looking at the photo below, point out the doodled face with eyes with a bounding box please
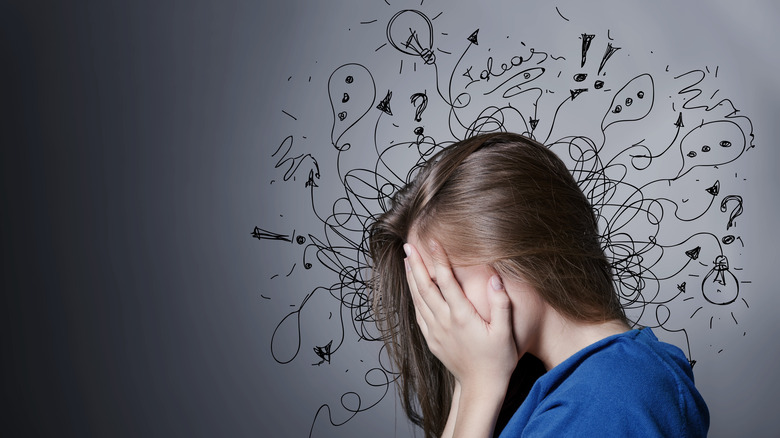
[406,232,547,357]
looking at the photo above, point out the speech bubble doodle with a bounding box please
[602,73,654,130]
[329,63,376,151]
[677,120,746,178]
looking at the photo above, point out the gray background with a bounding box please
[3,0,779,437]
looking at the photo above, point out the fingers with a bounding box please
[428,240,471,313]
[488,275,513,332]
[404,243,448,316]
[405,257,430,336]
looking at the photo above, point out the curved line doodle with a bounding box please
[253,5,755,436]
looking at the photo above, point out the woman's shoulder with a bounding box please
[542,328,697,402]
[526,328,709,437]
[567,328,693,385]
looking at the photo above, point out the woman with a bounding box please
[369,132,709,437]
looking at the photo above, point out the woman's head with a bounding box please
[369,132,625,437]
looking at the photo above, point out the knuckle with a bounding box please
[450,306,466,321]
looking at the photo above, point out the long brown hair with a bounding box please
[369,132,626,437]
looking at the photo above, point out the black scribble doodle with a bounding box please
[254,5,756,435]
[329,64,377,151]
[705,180,720,196]
[677,120,747,178]
[467,29,479,45]
[272,136,320,184]
[556,6,570,22]
[570,88,587,100]
[410,90,428,121]
[251,226,292,243]
[376,90,393,115]
[580,33,595,67]
[285,263,297,277]
[386,9,436,65]
[602,74,653,130]
[598,42,620,75]
[720,195,743,229]
[305,169,319,188]
[270,291,312,364]
[675,111,684,128]
[685,246,701,260]
[313,340,334,365]
[702,255,739,305]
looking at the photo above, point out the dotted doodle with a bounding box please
[253,4,755,435]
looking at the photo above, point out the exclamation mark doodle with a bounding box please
[580,33,595,67]
[598,42,621,75]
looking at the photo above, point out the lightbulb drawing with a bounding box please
[386,9,436,65]
[702,255,739,305]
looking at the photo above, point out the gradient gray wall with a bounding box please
[3,1,779,437]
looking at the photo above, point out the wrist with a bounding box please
[453,383,507,438]
[458,380,507,407]
[458,373,510,398]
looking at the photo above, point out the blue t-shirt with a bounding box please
[498,328,709,437]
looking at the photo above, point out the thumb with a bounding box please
[488,275,512,329]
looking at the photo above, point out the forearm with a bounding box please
[452,381,507,438]
[440,382,461,438]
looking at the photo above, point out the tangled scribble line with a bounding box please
[252,5,754,435]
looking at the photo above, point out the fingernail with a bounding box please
[404,258,411,272]
[428,239,439,253]
[490,275,504,291]
[403,244,411,257]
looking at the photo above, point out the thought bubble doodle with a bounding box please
[329,64,376,151]
[677,120,746,178]
[602,73,654,130]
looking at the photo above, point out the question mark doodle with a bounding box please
[258,11,757,435]
[410,91,428,122]
[720,195,743,229]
